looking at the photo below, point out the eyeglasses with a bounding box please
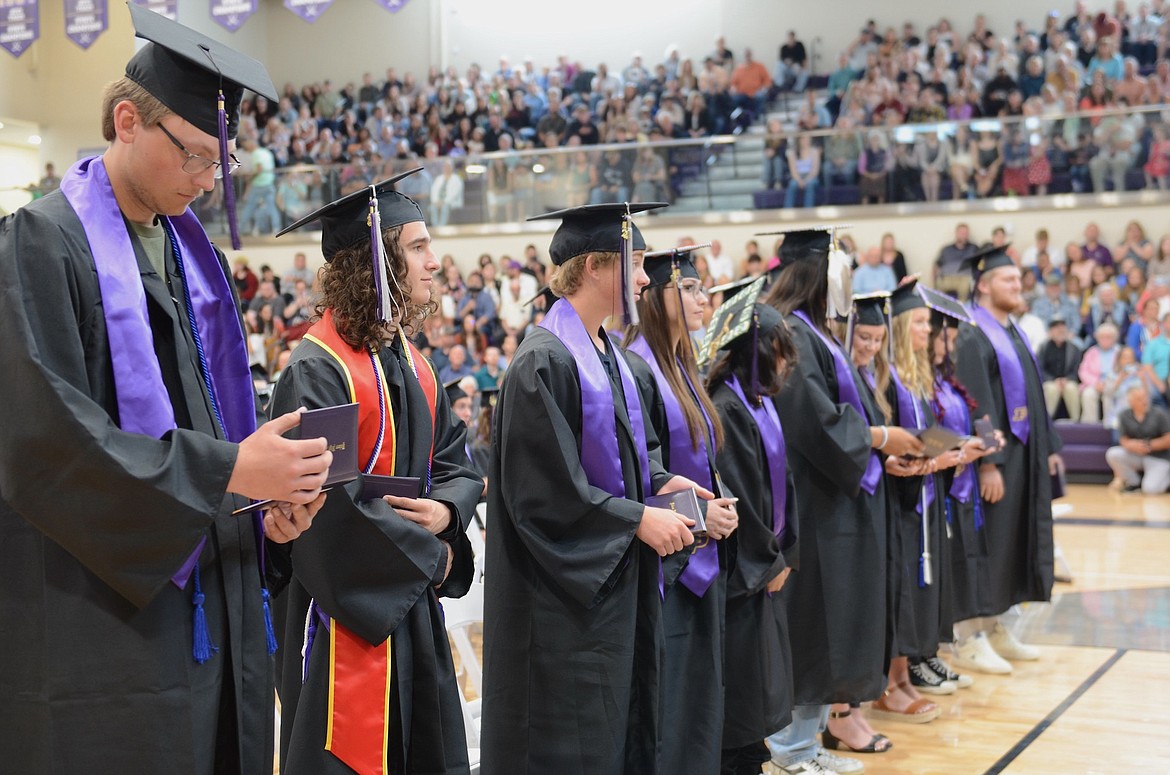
[157,123,241,179]
[673,281,708,299]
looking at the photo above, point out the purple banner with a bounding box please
[64,0,106,50]
[284,0,331,22]
[1,0,39,58]
[210,0,256,32]
[374,0,410,11]
[131,0,175,20]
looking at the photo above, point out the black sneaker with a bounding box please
[926,655,974,689]
[1122,482,1143,493]
[907,657,957,695]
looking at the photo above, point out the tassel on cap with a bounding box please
[217,90,242,250]
[620,205,639,326]
[369,188,395,325]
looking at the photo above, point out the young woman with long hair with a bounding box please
[623,247,738,775]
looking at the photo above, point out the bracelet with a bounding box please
[877,426,889,450]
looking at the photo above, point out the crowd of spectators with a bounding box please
[759,2,1170,204]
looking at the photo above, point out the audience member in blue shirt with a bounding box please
[851,246,898,293]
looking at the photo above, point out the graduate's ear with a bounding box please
[111,100,144,145]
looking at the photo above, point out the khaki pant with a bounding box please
[1043,380,1081,421]
[936,274,972,303]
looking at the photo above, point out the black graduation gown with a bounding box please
[710,383,797,750]
[944,471,991,624]
[955,318,1061,615]
[481,327,673,775]
[626,350,727,775]
[0,191,271,774]
[884,383,949,658]
[774,315,888,706]
[269,336,481,775]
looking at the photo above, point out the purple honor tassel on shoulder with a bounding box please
[217,91,242,250]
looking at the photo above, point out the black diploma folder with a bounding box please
[645,488,707,536]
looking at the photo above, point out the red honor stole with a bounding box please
[303,309,439,775]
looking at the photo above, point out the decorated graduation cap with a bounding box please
[276,168,426,326]
[643,243,709,288]
[528,201,668,325]
[960,242,1016,280]
[756,224,854,320]
[709,275,758,304]
[126,3,276,250]
[919,284,974,326]
[698,275,782,399]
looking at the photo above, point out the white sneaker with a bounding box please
[951,632,1012,674]
[989,623,1041,661]
[816,746,864,773]
[775,758,839,775]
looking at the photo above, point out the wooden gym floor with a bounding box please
[763,484,1170,775]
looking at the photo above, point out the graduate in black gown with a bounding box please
[702,280,801,775]
[623,247,740,775]
[874,283,985,722]
[760,229,923,775]
[952,246,1064,674]
[0,8,332,773]
[927,293,1003,690]
[482,203,711,775]
[269,172,482,775]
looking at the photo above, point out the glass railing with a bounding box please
[13,103,1168,233]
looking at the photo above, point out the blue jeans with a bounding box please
[784,178,819,208]
[822,158,858,186]
[239,184,281,235]
[767,704,829,767]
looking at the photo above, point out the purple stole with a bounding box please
[890,367,935,512]
[60,157,255,591]
[971,304,1038,443]
[935,378,983,531]
[627,336,719,597]
[792,310,882,495]
[727,375,788,540]
[539,299,651,498]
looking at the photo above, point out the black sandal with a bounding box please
[823,709,894,754]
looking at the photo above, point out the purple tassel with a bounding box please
[262,587,278,655]
[974,495,984,531]
[217,91,242,250]
[191,564,219,664]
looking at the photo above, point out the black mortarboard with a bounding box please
[643,244,706,288]
[126,3,276,140]
[126,3,277,251]
[851,291,891,327]
[444,377,468,404]
[697,276,767,366]
[755,226,834,263]
[277,169,426,325]
[918,285,974,325]
[528,202,668,266]
[960,243,1016,279]
[276,169,426,259]
[891,279,927,317]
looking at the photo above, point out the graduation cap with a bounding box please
[528,202,668,265]
[918,284,974,326]
[443,377,469,405]
[845,291,893,362]
[126,3,277,250]
[890,278,927,317]
[960,243,1016,280]
[276,169,426,326]
[528,202,669,325]
[757,225,855,320]
[697,275,766,367]
[643,243,709,288]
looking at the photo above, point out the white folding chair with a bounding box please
[468,503,488,581]
[443,580,485,773]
